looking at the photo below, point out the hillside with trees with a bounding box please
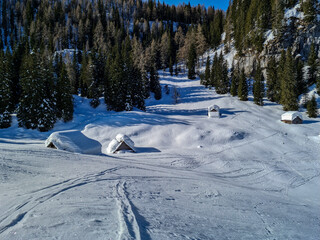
[0,0,225,131]
[0,0,319,132]
[203,0,319,113]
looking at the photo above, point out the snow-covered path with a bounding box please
[1,71,320,239]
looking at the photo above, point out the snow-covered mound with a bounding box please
[45,130,102,155]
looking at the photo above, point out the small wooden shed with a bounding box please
[281,111,303,124]
[45,130,102,154]
[107,134,136,154]
[208,105,221,118]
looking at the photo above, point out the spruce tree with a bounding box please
[296,58,307,96]
[221,56,230,93]
[104,54,112,108]
[272,0,284,35]
[123,36,145,111]
[307,94,318,118]
[38,54,56,132]
[79,55,90,97]
[67,52,80,95]
[307,43,317,85]
[0,52,12,128]
[187,42,197,79]
[17,52,56,132]
[253,63,265,106]
[4,50,16,112]
[280,49,299,111]
[210,53,218,87]
[215,53,229,94]
[277,50,287,103]
[238,68,248,101]
[230,62,239,97]
[88,55,101,109]
[10,42,25,109]
[202,56,211,87]
[169,57,174,76]
[266,56,278,102]
[86,56,99,108]
[56,63,74,122]
[17,54,34,129]
[150,65,162,100]
[108,49,126,111]
[302,0,317,24]
[317,70,320,93]
[130,65,146,111]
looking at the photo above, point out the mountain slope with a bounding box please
[0,70,319,239]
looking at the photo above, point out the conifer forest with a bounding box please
[0,0,319,131]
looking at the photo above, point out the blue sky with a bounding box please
[162,1,229,10]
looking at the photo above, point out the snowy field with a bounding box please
[1,71,320,239]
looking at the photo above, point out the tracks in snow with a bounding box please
[115,181,142,240]
[114,180,151,240]
[0,166,123,235]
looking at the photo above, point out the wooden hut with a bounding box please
[281,112,303,124]
[208,105,221,118]
[45,130,102,154]
[107,134,136,154]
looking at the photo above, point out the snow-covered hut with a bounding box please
[45,130,102,154]
[107,134,136,154]
[208,105,221,118]
[281,111,303,124]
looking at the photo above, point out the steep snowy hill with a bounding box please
[0,71,320,239]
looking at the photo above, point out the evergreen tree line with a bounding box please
[266,45,319,117]
[0,46,73,132]
[201,52,229,94]
[0,0,226,131]
[224,0,319,54]
[201,46,319,117]
[0,0,225,52]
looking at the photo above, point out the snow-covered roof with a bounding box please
[107,134,136,154]
[208,105,220,112]
[281,111,303,121]
[45,130,102,154]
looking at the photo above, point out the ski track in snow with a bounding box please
[114,181,148,240]
[0,160,195,237]
[0,166,124,235]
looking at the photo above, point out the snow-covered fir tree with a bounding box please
[17,51,56,132]
[56,63,74,122]
[0,51,12,128]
